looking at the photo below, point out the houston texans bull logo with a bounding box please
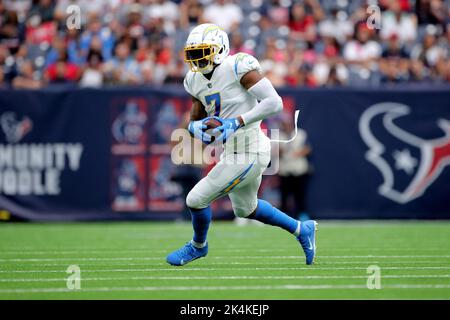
[359,102,450,204]
[0,112,33,143]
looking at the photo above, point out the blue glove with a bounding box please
[211,116,242,143]
[188,119,212,144]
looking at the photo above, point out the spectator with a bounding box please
[229,32,255,55]
[203,0,243,33]
[45,35,68,67]
[0,5,24,54]
[313,60,348,86]
[323,63,346,86]
[45,50,80,83]
[12,60,43,89]
[260,37,289,87]
[344,24,381,63]
[285,63,317,87]
[380,0,417,44]
[412,32,447,67]
[25,1,56,46]
[318,8,353,45]
[79,50,104,87]
[318,35,340,58]
[382,34,410,58]
[379,56,410,83]
[0,66,5,88]
[0,0,448,88]
[66,28,85,65]
[415,0,447,26]
[288,2,317,41]
[146,0,179,35]
[164,59,186,84]
[179,0,204,29]
[27,0,55,24]
[434,56,450,82]
[79,14,115,63]
[0,48,12,84]
[278,114,312,221]
[104,41,141,85]
[343,23,381,85]
[170,111,205,221]
[409,59,431,82]
[2,0,32,17]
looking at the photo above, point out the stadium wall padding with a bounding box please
[0,86,449,221]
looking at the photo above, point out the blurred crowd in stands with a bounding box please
[0,0,449,89]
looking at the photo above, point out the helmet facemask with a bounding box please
[184,43,220,74]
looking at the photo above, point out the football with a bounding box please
[204,118,222,130]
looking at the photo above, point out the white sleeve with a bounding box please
[233,53,262,82]
[240,77,283,125]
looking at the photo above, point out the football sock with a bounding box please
[191,240,207,248]
[189,206,212,245]
[248,199,301,236]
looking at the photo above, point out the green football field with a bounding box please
[0,221,449,300]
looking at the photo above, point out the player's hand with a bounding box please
[211,116,242,143]
[188,119,212,144]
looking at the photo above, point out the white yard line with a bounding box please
[1,274,449,283]
[1,266,450,273]
[2,260,450,268]
[1,284,450,294]
[0,257,160,262]
[0,248,447,255]
[0,255,449,262]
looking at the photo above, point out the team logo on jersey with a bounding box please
[359,102,450,204]
[0,112,33,143]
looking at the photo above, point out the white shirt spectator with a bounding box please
[343,40,381,62]
[146,0,179,35]
[4,0,31,14]
[312,62,348,86]
[318,17,353,44]
[203,1,243,33]
[79,68,103,87]
[380,11,417,44]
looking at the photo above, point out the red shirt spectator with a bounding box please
[25,21,56,45]
[288,3,315,33]
[289,14,314,33]
[46,52,80,83]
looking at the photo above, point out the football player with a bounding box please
[166,23,318,266]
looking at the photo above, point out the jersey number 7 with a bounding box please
[205,93,221,117]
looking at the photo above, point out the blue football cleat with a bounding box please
[297,220,318,265]
[166,241,208,266]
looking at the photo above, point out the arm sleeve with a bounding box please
[240,77,283,125]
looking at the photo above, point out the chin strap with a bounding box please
[270,109,300,144]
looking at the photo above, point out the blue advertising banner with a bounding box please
[0,86,449,220]
[289,87,450,218]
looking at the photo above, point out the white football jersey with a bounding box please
[184,53,271,155]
